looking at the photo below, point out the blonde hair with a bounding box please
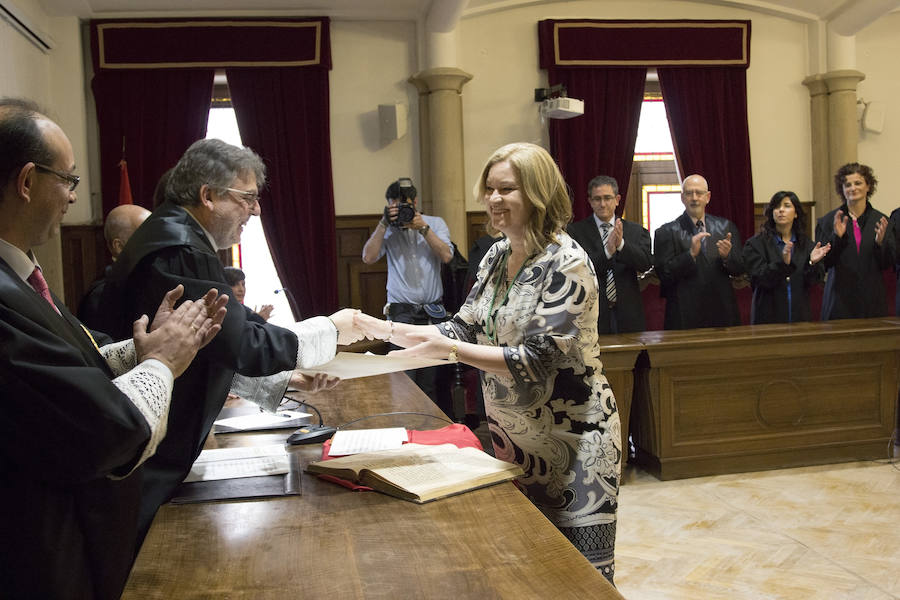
[474,142,572,256]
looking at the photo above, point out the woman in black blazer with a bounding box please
[815,163,896,320]
[743,191,831,324]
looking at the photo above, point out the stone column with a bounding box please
[801,74,830,216]
[823,69,865,211]
[408,67,472,251]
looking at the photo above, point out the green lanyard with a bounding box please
[485,250,528,344]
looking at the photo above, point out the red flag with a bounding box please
[118,159,134,205]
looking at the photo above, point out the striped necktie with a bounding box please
[600,223,617,305]
[28,266,60,315]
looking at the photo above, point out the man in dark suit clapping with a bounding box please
[568,175,652,334]
[653,174,744,330]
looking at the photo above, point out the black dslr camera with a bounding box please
[384,177,417,228]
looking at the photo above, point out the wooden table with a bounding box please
[124,373,623,599]
[626,318,900,480]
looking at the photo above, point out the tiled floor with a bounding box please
[473,418,899,599]
[615,443,900,599]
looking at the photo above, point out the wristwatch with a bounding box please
[419,225,431,236]
[448,344,459,363]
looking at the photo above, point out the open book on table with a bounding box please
[306,443,523,504]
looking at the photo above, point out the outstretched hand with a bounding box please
[330,308,365,345]
[353,312,393,342]
[387,328,452,361]
[288,371,340,394]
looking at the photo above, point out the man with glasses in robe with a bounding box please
[94,138,363,541]
[653,174,744,329]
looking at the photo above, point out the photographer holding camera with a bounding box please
[362,177,454,402]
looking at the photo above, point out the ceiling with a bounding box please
[34,0,892,25]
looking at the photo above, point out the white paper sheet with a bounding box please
[183,444,290,482]
[214,410,312,431]
[327,427,409,457]
[296,351,449,380]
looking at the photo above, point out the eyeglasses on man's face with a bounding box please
[34,163,80,192]
[222,187,261,208]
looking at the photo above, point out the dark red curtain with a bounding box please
[91,68,213,215]
[658,67,755,239]
[227,67,337,318]
[547,68,647,220]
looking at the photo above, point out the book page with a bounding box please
[366,445,521,500]
[309,443,522,502]
[328,427,409,456]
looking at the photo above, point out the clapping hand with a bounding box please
[810,241,831,265]
[716,232,733,259]
[149,285,228,349]
[833,210,848,238]
[874,216,889,245]
[781,240,794,265]
[690,231,710,257]
[136,286,228,377]
[605,219,623,255]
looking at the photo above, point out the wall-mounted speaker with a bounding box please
[862,101,885,134]
[379,103,408,141]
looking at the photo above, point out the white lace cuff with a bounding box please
[109,358,174,478]
[100,339,138,377]
[230,370,292,413]
[285,316,338,368]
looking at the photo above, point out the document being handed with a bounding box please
[296,351,448,380]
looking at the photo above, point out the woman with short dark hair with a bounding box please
[815,163,896,319]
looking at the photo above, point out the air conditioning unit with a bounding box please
[542,97,584,119]
[0,0,55,53]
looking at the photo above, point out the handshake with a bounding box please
[328,309,392,345]
[326,309,398,346]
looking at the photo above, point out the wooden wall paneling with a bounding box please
[335,215,387,316]
[465,211,489,258]
[60,224,107,313]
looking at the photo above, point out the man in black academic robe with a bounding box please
[92,139,359,540]
[654,174,744,330]
[568,175,652,334]
[0,98,225,599]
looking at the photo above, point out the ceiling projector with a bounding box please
[542,97,584,119]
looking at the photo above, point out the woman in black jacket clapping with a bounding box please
[743,191,831,324]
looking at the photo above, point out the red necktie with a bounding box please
[27,266,60,314]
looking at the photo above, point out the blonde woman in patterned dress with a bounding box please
[355,142,621,583]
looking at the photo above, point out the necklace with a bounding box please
[485,249,528,344]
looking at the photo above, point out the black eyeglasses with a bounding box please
[222,187,261,208]
[34,163,80,192]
